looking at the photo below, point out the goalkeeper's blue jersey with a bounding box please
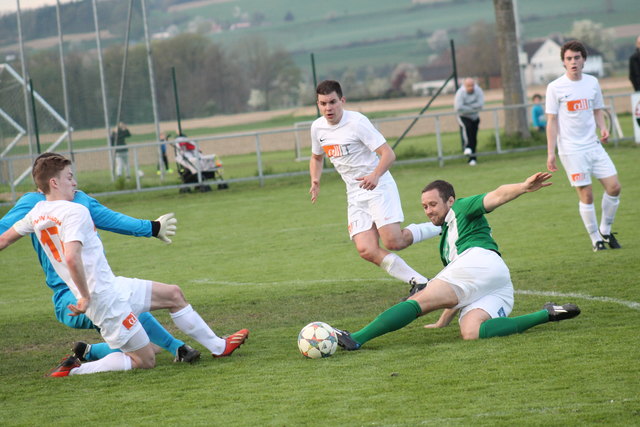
[0,191,152,294]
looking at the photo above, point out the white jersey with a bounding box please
[311,110,394,196]
[13,200,115,299]
[545,73,604,154]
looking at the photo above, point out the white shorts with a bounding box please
[87,277,152,350]
[347,181,404,239]
[435,247,514,315]
[559,144,617,187]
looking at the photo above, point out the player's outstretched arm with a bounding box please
[0,227,23,251]
[84,192,153,237]
[483,172,553,212]
[84,192,176,242]
[424,308,460,329]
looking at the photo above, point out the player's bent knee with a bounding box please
[357,247,377,263]
[128,348,157,369]
[382,238,408,252]
[460,328,480,340]
[169,284,187,304]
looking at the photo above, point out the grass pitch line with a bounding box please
[280,222,344,233]
[515,289,640,311]
[190,277,391,286]
[190,278,640,311]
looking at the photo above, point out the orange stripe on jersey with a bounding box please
[39,226,64,262]
[567,99,589,112]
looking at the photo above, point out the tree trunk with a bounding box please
[493,0,530,138]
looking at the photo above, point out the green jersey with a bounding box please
[439,193,500,266]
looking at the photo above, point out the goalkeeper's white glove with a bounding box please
[155,213,177,244]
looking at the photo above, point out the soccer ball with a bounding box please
[297,321,338,359]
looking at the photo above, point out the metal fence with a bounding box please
[1,92,636,205]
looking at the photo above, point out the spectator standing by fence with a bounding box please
[455,78,484,166]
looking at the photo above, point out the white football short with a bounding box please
[435,247,514,316]
[347,181,404,239]
[87,277,152,350]
[559,144,617,187]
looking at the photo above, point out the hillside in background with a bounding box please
[0,0,638,133]
[1,0,638,78]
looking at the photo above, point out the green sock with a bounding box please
[352,300,422,345]
[478,309,549,339]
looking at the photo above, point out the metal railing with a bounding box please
[1,93,636,205]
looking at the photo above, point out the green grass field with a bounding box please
[1,147,639,425]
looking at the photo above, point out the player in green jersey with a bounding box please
[334,172,581,350]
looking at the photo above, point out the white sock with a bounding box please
[71,352,132,375]
[578,202,601,244]
[380,253,428,284]
[599,193,620,236]
[406,222,441,244]
[171,304,226,355]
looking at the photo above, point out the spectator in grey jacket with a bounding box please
[454,78,484,165]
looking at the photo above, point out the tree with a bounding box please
[569,19,616,62]
[493,0,530,138]
[427,29,449,52]
[457,21,501,87]
[234,36,301,110]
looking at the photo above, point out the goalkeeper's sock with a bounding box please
[139,312,184,357]
[380,253,429,284]
[170,304,226,355]
[85,343,120,361]
[478,310,549,339]
[72,352,132,375]
[352,300,422,345]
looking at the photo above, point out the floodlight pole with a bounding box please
[29,78,41,154]
[172,67,183,136]
[450,39,465,150]
[91,0,115,181]
[56,0,74,161]
[15,0,35,157]
[391,40,460,150]
[114,0,134,132]
[310,53,320,117]
[141,0,164,176]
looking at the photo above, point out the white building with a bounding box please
[523,38,604,85]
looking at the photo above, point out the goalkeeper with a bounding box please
[0,153,199,363]
[334,172,581,350]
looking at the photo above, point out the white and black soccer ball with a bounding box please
[297,321,338,359]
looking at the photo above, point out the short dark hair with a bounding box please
[422,180,455,202]
[316,80,343,98]
[32,152,71,194]
[561,40,587,61]
[532,93,542,101]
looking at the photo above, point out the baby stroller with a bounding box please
[173,136,228,192]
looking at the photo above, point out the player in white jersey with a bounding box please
[309,80,440,297]
[0,154,249,377]
[546,40,622,252]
